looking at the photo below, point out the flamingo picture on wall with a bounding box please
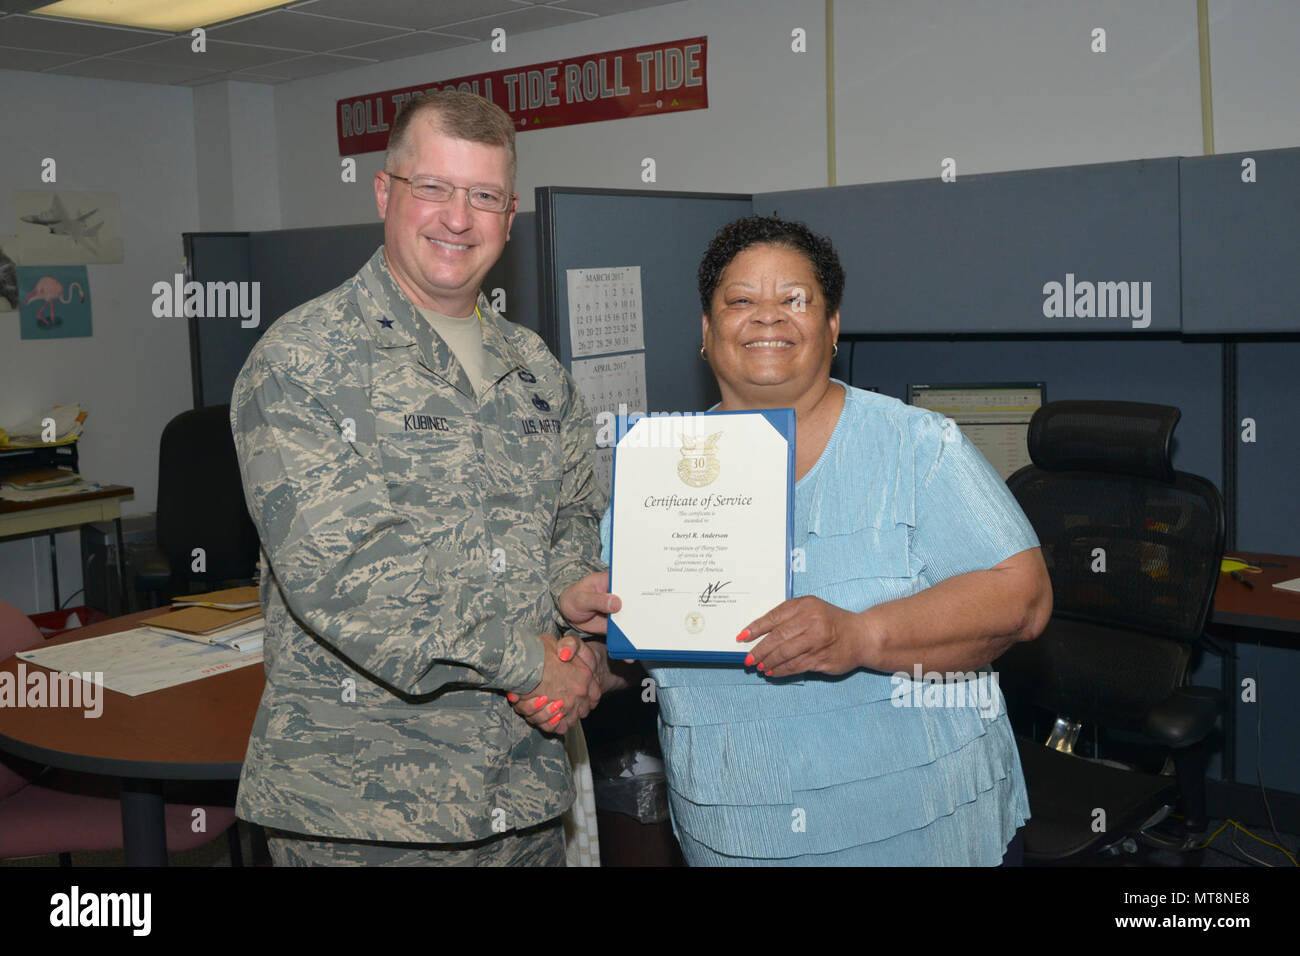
[16,265,92,339]
[23,275,84,327]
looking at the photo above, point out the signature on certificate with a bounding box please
[698,580,731,605]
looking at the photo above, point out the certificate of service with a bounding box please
[606,409,794,662]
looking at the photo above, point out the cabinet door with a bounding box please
[756,157,1181,335]
[1181,146,1300,333]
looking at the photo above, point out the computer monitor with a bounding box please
[906,382,1046,480]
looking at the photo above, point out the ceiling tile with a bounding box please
[47,56,224,84]
[253,51,375,78]
[210,10,405,51]
[441,4,593,41]
[0,14,164,55]
[293,0,530,32]
[333,30,475,60]
[548,0,682,14]
[0,41,82,69]
[108,36,305,70]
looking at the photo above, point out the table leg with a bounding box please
[1221,642,1236,783]
[120,778,168,866]
[49,531,60,610]
[114,517,128,614]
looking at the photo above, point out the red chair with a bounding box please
[0,601,242,865]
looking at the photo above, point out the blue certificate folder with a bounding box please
[605,408,795,663]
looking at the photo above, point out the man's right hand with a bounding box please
[507,633,599,735]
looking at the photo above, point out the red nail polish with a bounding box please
[534,696,548,708]
[549,700,563,713]
[559,647,573,662]
[736,628,751,642]
[757,661,765,671]
[744,653,755,667]
[549,714,562,725]
[507,693,518,703]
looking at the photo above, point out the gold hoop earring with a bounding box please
[700,345,707,360]
[831,343,839,358]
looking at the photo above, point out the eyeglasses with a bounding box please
[384,173,515,213]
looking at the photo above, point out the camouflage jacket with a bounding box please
[230,246,605,843]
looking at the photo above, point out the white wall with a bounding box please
[272,0,829,224]
[0,71,199,613]
[1204,0,1300,153]
[833,0,1205,184]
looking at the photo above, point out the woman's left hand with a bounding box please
[740,596,869,678]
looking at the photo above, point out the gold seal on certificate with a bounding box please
[606,409,795,662]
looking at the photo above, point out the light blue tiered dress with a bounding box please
[601,384,1038,865]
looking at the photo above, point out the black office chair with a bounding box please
[995,400,1225,863]
[136,405,260,605]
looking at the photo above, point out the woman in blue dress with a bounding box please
[521,216,1052,865]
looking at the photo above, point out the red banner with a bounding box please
[336,36,708,156]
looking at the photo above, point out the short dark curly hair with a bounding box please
[697,215,845,317]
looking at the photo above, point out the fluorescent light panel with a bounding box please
[31,0,295,32]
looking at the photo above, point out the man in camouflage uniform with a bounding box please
[230,91,618,865]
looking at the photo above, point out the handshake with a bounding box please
[507,571,629,736]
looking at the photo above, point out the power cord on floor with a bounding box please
[1194,818,1299,867]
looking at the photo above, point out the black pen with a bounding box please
[1230,571,1254,590]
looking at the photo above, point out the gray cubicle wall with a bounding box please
[754,158,1181,335]
[185,213,540,409]
[538,188,753,414]
[184,232,257,411]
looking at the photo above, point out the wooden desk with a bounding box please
[1209,551,1300,781]
[0,608,264,865]
[0,483,134,610]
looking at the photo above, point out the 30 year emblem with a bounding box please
[677,431,722,487]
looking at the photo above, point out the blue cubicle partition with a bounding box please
[1181,147,1300,334]
[536,187,753,415]
[754,158,1182,335]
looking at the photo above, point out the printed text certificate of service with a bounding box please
[606,409,793,663]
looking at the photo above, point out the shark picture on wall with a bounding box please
[14,190,124,264]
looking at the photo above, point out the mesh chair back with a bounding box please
[1007,401,1224,644]
[156,404,259,587]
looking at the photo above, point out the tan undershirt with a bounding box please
[417,306,486,396]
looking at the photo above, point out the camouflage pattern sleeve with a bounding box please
[544,364,607,621]
[231,325,545,698]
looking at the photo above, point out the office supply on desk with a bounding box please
[15,626,262,697]
[1273,577,1300,594]
[2,467,79,490]
[998,400,1224,862]
[144,616,264,652]
[141,603,260,636]
[170,585,259,610]
[1230,570,1255,589]
[907,383,1045,480]
[0,477,102,502]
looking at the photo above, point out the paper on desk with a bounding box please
[0,478,101,501]
[16,627,262,697]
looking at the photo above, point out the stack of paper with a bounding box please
[142,586,264,651]
[3,468,80,491]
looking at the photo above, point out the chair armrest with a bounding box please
[1142,685,1222,749]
